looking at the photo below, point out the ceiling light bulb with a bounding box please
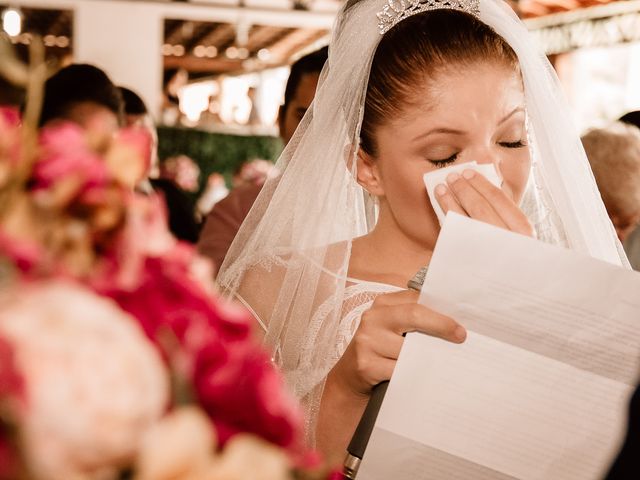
[2,8,22,37]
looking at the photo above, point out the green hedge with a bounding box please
[157,126,283,194]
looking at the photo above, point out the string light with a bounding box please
[2,8,22,37]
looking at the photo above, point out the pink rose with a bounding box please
[0,437,21,480]
[0,335,24,401]
[98,249,304,451]
[32,122,109,191]
[0,336,25,480]
[117,126,152,174]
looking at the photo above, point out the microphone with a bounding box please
[342,266,428,478]
[343,381,390,478]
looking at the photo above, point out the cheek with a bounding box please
[379,158,441,226]
[500,149,531,203]
[283,110,300,140]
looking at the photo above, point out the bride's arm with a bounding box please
[314,290,466,464]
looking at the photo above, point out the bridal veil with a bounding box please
[218,0,628,439]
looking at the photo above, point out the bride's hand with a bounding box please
[435,168,534,236]
[330,289,466,397]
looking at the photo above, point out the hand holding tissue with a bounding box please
[423,161,501,225]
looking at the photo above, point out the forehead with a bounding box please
[66,101,119,127]
[395,63,524,127]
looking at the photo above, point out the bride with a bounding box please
[218,0,627,462]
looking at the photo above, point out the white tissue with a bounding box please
[423,161,502,225]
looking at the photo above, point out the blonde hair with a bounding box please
[581,121,640,220]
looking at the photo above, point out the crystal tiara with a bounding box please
[377,0,481,35]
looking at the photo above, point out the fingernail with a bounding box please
[435,184,447,196]
[446,172,460,184]
[462,169,475,179]
[454,326,467,342]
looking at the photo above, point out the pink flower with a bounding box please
[0,229,42,276]
[0,336,24,480]
[32,122,109,191]
[0,335,24,402]
[117,126,152,174]
[104,127,152,187]
[0,437,21,480]
[327,469,347,480]
[98,249,304,451]
[0,107,20,129]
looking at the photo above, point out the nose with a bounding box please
[475,147,497,164]
[474,149,502,174]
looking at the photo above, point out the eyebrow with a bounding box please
[498,106,525,126]
[411,106,526,143]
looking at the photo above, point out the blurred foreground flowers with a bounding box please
[0,46,335,480]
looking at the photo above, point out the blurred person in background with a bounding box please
[618,111,640,271]
[196,172,229,222]
[119,86,160,179]
[39,64,123,151]
[581,121,640,269]
[197,46,328,273]
[620,111,640,130]
[160,154,200,193]
[120,86,200,243]
[231,158,274,189]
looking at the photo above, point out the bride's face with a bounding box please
[363,62,530,248]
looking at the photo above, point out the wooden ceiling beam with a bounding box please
[183,22,216,50]
[196,22,236,47]
[164,54,243,74]
[164,20,186,44]
[243,24,285,51]
[266,27,327,62]
[47,9,72,37]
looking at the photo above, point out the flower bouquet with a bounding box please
[0,40,338,480]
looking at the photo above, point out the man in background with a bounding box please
[197,46,328,273]
[617,111,640,271]
[581,120,640,269]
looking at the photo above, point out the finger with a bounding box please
[370,289,419,308]
[370,330,405,360]
[462,169,533,236]
[374,303,467,344]
[446,172,508,229]
[368,357,398,385]
[434,183,467,216]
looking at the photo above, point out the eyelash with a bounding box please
[500,140,527,149]
[428,140,527,167]
[430,154,458,168]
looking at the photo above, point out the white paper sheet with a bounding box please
[423,162,502,225]
[358,213,640,480]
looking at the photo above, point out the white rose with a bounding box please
[0,281,169,480]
